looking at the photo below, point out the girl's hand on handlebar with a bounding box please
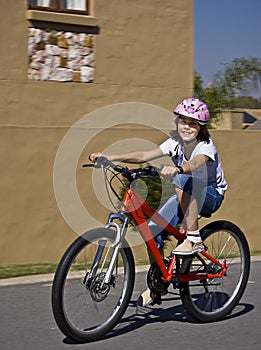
[160,165,178,178]
[88,152,106,163]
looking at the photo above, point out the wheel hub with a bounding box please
[90,273,111,302]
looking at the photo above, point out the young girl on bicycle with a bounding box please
[89,98,227,256]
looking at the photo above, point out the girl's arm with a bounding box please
[89,147,164,164]
[161,154,209,177]
[181,154,209,173]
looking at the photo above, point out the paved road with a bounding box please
[1,260,261,350]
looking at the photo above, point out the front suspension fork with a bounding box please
[85,212,129,287]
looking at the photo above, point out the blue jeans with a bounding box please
[149,174,224,248]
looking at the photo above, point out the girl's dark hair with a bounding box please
[197,125,211,142]
[170,118,210,143]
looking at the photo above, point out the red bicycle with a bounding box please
[52,157,250,342]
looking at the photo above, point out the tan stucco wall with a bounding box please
[0,0,194,264]
[216,111,244,130]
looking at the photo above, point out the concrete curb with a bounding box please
[1,256,260,287]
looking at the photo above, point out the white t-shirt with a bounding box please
[159,138,227,196]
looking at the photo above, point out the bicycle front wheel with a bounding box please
[52,228,135,342]
[180,220,250,322]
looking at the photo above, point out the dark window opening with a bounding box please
[28,1,90,15]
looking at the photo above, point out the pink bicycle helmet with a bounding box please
[174,98,210,125]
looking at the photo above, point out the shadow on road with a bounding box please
[107,300,254,340]
[63,292,254,345]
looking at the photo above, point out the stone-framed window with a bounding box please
[27,0,97,83]
[28,0,90,15]
[27,29,94,83]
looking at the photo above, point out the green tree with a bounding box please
[213,57,261,105]
[194,72,225,126]
[119,174,173,211]
[194,57,261,126]
[232,95,261,109]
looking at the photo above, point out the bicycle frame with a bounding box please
[88,176,227,289]
[119,186,228,283]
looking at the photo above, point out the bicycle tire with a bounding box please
[180,220,250,322]
[52,228,135,342]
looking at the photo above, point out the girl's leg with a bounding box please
[174,186,199,231]
[148,194,181,249]
[172,186,204,255]
[172,178,224,255]
[137,196,180,306]
[200,185,224,216]
[171,175,205,254]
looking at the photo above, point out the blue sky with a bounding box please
[194,0,261,95]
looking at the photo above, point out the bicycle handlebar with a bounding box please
[82,156,161,180]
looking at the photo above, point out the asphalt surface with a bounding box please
[1,258,261,350]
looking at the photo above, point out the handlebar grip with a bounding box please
[82,156,111,169]
[94,156,111,168]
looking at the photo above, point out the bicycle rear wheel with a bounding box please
[180,220,250,322]
[52,228,135,342]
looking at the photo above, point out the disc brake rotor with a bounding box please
[90,273,111,302]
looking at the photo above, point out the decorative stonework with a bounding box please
[27,28,94,83]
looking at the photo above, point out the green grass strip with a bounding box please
[0,263,57,279]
